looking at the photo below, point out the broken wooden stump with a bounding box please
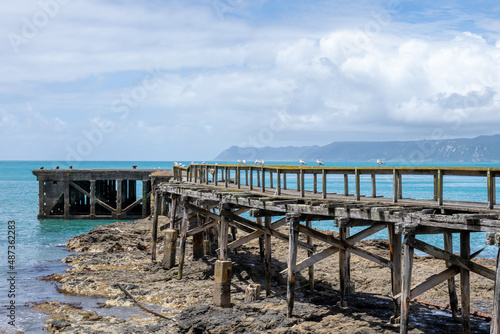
[244,283,261,303]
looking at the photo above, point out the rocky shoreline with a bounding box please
[35,217,495,333]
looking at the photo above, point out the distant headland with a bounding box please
[214,134,500,162]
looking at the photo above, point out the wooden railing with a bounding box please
[173,164,499,209]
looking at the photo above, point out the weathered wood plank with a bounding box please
[405,236,495,280]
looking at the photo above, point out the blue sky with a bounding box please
[1,0,500,161]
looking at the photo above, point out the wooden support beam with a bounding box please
[249,167,253,190]
[285,224,386,275]
[222,210,314,252]
[300,169,305,198]
[393,248,483,303]
[270,171,274,189]
[187,219,218,237]
[142,180,148,218]
[228,217,287,250]
[184,202,221,222]
[169,197,177,229]
[261,168,265,193]
[287,214,300,318]
[178,203,189,279]
[339,226,351,304]
[388,224,402,321]
[437,169,444,206]
[400,234,414,334]
[491,248,500,334]
[283,172,287,190]
[322,170,327,199]
[371,174,376,198]
[393,169,399,203]
[344,174,349,196]
[298,224,392,268]
[461,232,471,334]
[313,174,317,194]
[116,179,123,218]
[219,205,229,260]
[355,169,360,201]
[151,191,160,262]
[257,217,264,261]
[405,236,495,280]
[265,216,272,296]
[444,232,459,318]
[488,169,496,210]
[306,220,314,291]
[64,181,70,219]
[277,169,281,195]
[69,181,116,214]
[90,180,96,218]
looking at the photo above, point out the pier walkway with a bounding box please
[154,164,500,334]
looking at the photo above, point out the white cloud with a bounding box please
[1,1,500,160]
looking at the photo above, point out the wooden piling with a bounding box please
[287,214,300,318]
[313,173,317,194]
[142,179,148,218]
[169,197,177,229]
[64,182,70,219]
[264,216,272,296]
[306,220,314,291]
[344,174,349,196]
[371,174,376,198]
[461,232,471,334]
[491,248,500,334]
[444,232,459,318]
[178,204,189,279]
[400,234,414,334]
[322,170,327,199]
[300,169,305,198]
[393,169,399,203]
[220,205,229,260]
[151,191,160,262]
[339,225,351,305]
[388,224,402,322]
[261,168,265,193]
[277,169,281,195]
[90,180,96,219]
[355,169,360,201]
[116,179,123,218]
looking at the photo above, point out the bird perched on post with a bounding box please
[316,159,324,166]
[299,159,306,166]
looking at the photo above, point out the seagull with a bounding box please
[260,160,265,165]
[316,159,324,166]
[237,159,243,164]
[299,159,306,166]
[254,159,260,165]
[242,160,246,164]
[377,159,386,166]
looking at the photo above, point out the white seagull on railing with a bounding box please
[299,159,306,165]
[377,159,386,166]
[254,160,265,165]
[316,159,324,166]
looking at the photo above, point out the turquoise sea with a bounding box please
[1,160,500,333]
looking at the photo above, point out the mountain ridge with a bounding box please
[213,134,500,162]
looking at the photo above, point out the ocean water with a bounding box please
[1,160,500,332]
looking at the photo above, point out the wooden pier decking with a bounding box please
[152,164,500,334]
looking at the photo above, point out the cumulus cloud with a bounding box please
[1,0,500,160]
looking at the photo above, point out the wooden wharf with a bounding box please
[152,164,500,334]
[32,168,172,219]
